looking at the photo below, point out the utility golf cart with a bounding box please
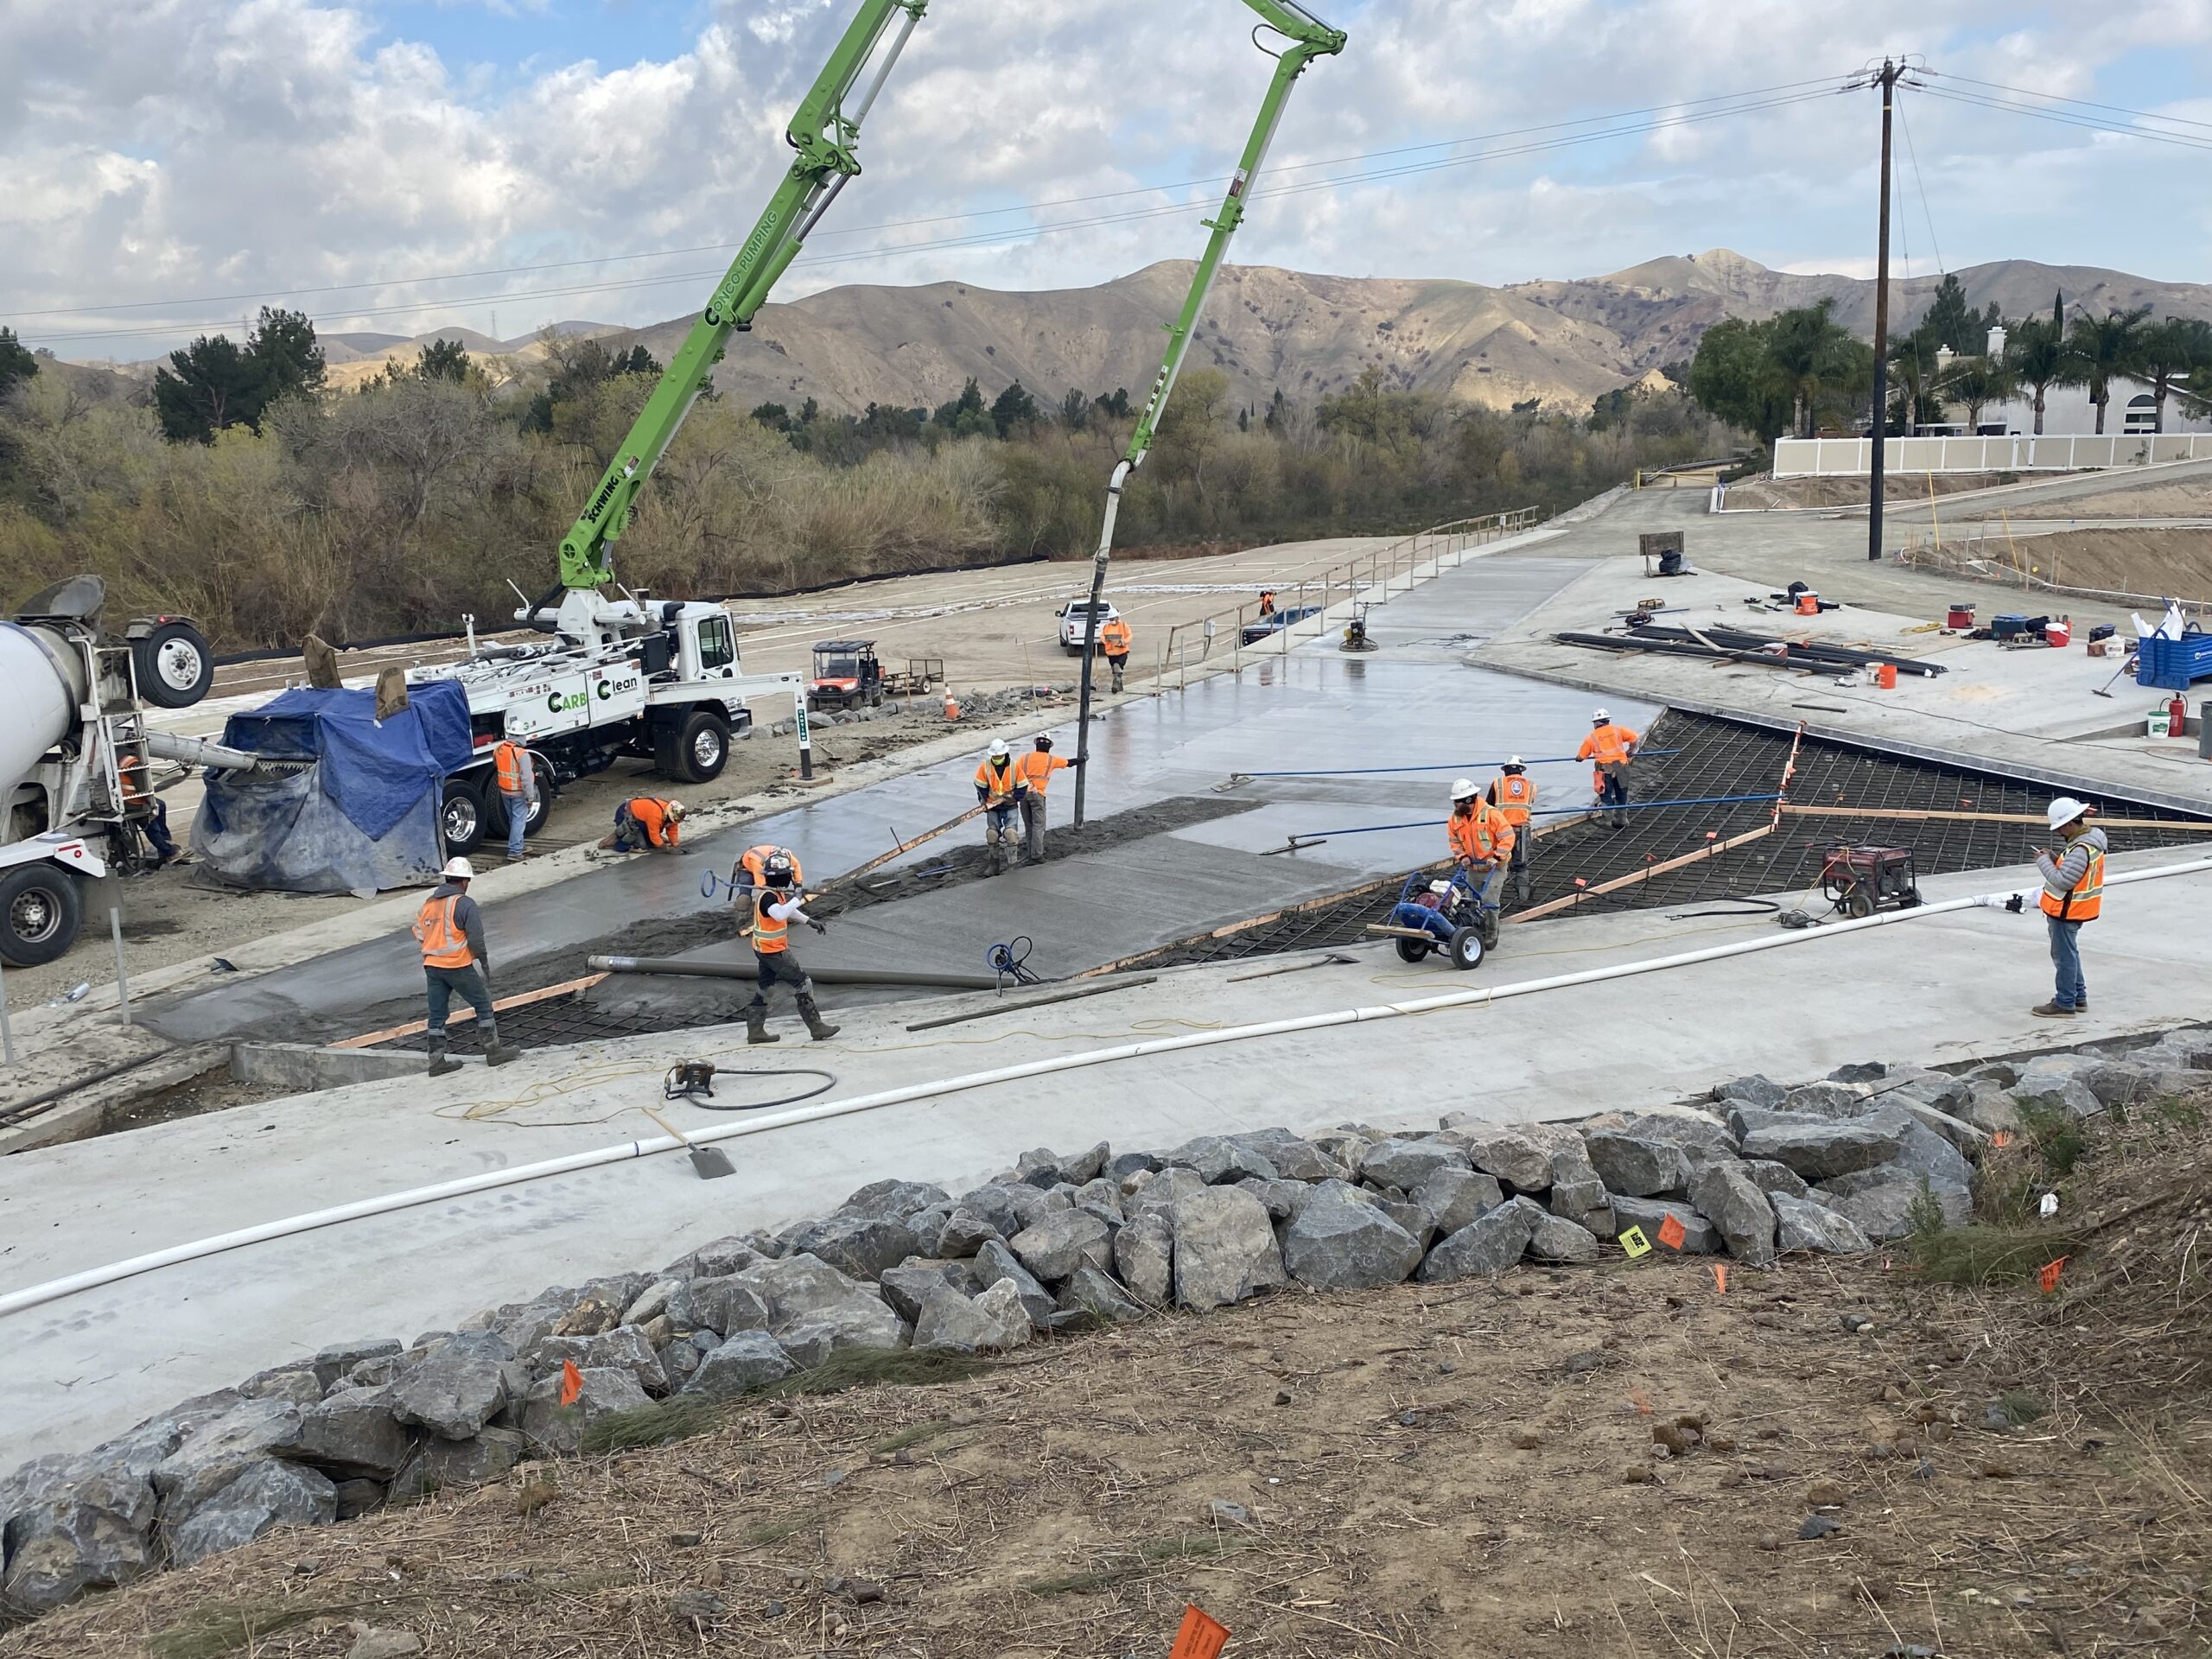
[1366,868,1500,969]
[809,640,886,711]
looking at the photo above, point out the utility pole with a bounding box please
[1867,57,1902,562]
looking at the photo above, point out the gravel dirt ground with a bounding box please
[2005,480,2212,520]
[1724,472,2037,510]
[1935,527,2212,603]
[10,1096,2206,1659]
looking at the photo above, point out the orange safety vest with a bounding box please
[627,798,677,847]
[1491,772,1537,827]
[1449,803,1515,864]
[2041,842,2105,923]
[118,755,149,802]
[1100,618,1133,655]
[1014,752,1069,796]
[975,759,1019,806]
[413,894,474,969]
[493,740,528,795]
[1580,723,1638,768]
[752,888,791,955]
[739,844,802,887]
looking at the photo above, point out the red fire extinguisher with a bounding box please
[2171,692,2190,738]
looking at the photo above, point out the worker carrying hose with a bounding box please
[413,856,519,1075]
[975,741,1027,875]
[1446,777,1516,914]
[1099,613,1134,692]
[2031,797,2107,1019]
[1578,709,1639,830]
[1485,756,1539,903]
[1014,734,1082,866]
[744,852,839,1046]
[603,796,685,854]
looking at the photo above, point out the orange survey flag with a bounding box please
[1170,1605,1230,1659]
[2037,1257,2068,1294]
[559,1360,584,1407]
[1656,1213,1688,1251]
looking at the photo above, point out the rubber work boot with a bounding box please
[482,1019,521,1066]
[1515,868,1531,904]
[426,1038,461,1078]
[746,1004,780,1046]
[797,993,841,1042]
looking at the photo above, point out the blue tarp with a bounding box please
[194,682,474,894]
[221,683,472,840]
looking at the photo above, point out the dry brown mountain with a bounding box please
[88,251,2212,414]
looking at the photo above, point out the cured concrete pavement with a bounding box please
[9,842,2212,1465]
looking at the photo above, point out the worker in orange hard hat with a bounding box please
[1577,709,1639,830]
[1485,756,1539,903]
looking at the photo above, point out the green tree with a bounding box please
[2064,305,2152,435]
[1058,386,1089,430]
[1939,356,2016,432]
[1262,387,1288,433]
[416,338,472,383]
[2003,317,2069,435]
[932,378,992,438]
[154,334,260,442]
[1887,325,1947,435]
[2135,316,2210,434]
[2170,319,2212,421]
[1921,272,1981,353]
[750,401,791,431]
[989,380,1039,437]
[1686,317,1789,440]
[1764,299,1867,439]
[0,327,37,399]
[1093,387,1132,421]
[247,308,326,407]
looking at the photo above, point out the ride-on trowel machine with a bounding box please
[1365,868,1500,969]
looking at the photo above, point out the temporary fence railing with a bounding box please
[1150,506,1546,690]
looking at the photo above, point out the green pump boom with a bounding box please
[555,0,928,592]
[1071,0,1345,823]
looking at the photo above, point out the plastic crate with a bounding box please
[2136,629,2212,692]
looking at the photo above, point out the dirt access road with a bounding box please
[9,1103,2205,1658]
[8,537,1390,1006]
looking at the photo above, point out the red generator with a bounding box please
[1819,844,1922,918]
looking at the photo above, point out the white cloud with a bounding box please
[3,0,2209,359]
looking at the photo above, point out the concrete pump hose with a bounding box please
[4,854,2208,1320]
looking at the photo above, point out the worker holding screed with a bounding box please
[2031,797,2107,1019]
[975,741,1027,875]
[1579,708,1639,830]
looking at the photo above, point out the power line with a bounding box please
[1912,85,2212,153]
[1895,91,1943,274]
[1923,70,2212,134]
[21,83,1854,347]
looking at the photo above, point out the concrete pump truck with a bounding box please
[405,0,931,855]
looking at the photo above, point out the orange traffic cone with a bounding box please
[943,690,961,721]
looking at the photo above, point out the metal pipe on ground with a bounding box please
[10,852,2210,1323]
[586,955,1001,991]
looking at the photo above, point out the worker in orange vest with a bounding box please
[1577,709,1639,830]
[1098,613,1134,691]
[744,852,838,1045]
[1013,734,1084,865]
[1446,777,1516,918]
[117,752,182,868]
[975,741,1027,875]
[2031,797,2107,1018]
[1485,756,1539,903]
[602,796,685,853]
[730,843,804,939]
[493,737,537,860]
[1258,588,1277,618]
[411,855,519,1075]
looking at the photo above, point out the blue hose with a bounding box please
[1234,748,1681,779]
[1281,792,1783,841]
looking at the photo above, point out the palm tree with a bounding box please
[2139,316,2212,433]
[1941,357,2018,433]
[2177,319,2212,423]
[2004,317,2069,435]
[1764,299,1860,439]
[1886,327,1945,435]
[2064,305,2152,435]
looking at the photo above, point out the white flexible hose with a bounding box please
[5,855,2206,1320]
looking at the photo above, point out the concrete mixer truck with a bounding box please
[2,574,263,967]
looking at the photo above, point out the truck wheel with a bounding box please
[133,620,214,709]
[1449,925,1485,971]
[673,709,728,784]
[441,778,486,855]
[0,864,82,967]
[1393,937,1431,964]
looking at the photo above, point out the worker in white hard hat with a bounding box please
[411,855,519,1075]
[1446,775,1516,921]
[973,739,1027,875]
[1485,754,1539,903]
[602,795,686,854]
[2031,797,2107,1018]
[1578,708,1639,830]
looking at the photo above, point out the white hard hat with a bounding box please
[2046,796,2089,830]
[442,856,475,880]
[989,740,1010,759]
[1450,777,1479,803]
[667,799,687,819]
[1592,708,1610,722]
[1508,754,1524,766]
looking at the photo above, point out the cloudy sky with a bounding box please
[6,0,2210,360]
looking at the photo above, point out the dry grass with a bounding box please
[9,1103,2209,1659]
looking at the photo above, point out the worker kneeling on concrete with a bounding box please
[1014,735,1082,865]
[1486,756,1538,903]
[1447,777,1515,920]
[745,854,839,1046]
[1578,709,1638,830]
[2031,797,2107,1019]
[975,741,1027,875]
[604,796,684,853]
[413,856,519,1075]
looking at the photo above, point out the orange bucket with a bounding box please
[1873,662,1897,690]
[1795,591,1820,615]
